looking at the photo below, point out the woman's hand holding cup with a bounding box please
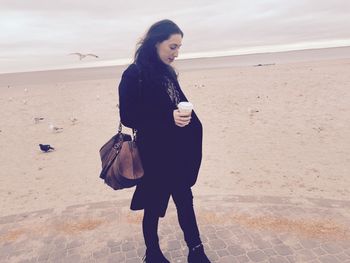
[173,101,193,127]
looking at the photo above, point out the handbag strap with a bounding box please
[118,122,137,142]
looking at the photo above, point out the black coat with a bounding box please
[118,64,203,217]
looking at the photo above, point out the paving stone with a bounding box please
[247,250,268,262]
[18,258,37,263]
[0,195,349,263]
[319,254,341,263]
[321,242,344,254]
[7,248,32,260]
[270,238,283,245]
[172,258,187,263]
[207,232,219,240]
[340,242,350,250]
[236,254,250,263]
[254,238,272,249]
[67,239,84,249]
[80,256,95,262]
[170,249,183,258]
[216,249,230,257]
[295,249,316,261]
[209,238,227,250]
[216,230,233,240]
[202,225,216,233]
[228,245,245,256]
[37,252,50,261]
[274,244,293,256]
[55,242,66,250]
[263,248,277,256]
[67,247,81,256]
[206,249,219,261]
[336,252,350,261]
[268,255,289,263]
[218,255,239,263]
[125,250,137,258]
[290,242,303,250]
[64,254,81,263]
[163,251,171,260]
[107,252,125,262]
[0,243,14,255]
[110,246,121,253]
[201,235,208,243]
[286,254,297,263]
[49,249,67,261]
[121,242,136,252]
[13,240,30,250]
[167,239,181,250]
[300,239,320,249]
[93,247,109,259]
[312,247,328,256]
[136,247,146,257]
[53,236,67,245]
[125,258,141,263]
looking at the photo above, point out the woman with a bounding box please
[118,19,211,263]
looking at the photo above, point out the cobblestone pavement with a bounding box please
[0,195,349,263]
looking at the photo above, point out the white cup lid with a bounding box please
[178,101,193,110]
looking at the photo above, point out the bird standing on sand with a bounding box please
[69,53,99,60]
[39,144,55,152]
[34,117,44,124]
[69,117,78,125]
[247,108,259,116]
[49,123,63,133]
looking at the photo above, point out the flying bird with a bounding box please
[39,144,55,152]
[69,53,99,60]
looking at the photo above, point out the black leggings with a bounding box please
[142,187,202,250]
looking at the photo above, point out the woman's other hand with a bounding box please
[173,109,191,127]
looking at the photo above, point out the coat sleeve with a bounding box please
[118,64,176,130]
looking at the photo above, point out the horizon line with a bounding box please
[1,43,350,75]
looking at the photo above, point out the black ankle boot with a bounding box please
[188,243,211,263]
[142,247,170,263]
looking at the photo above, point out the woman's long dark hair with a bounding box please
[134,19,183,82]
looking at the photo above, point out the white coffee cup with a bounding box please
[178,101,193,114]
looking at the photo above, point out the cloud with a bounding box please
[1,0,349,72]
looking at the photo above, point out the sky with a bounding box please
[1,0,350,73]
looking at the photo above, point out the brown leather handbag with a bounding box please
[99,123,144,190]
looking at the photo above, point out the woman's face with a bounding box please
[156,34,182,65]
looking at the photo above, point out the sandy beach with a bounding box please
[0,47,349,217]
